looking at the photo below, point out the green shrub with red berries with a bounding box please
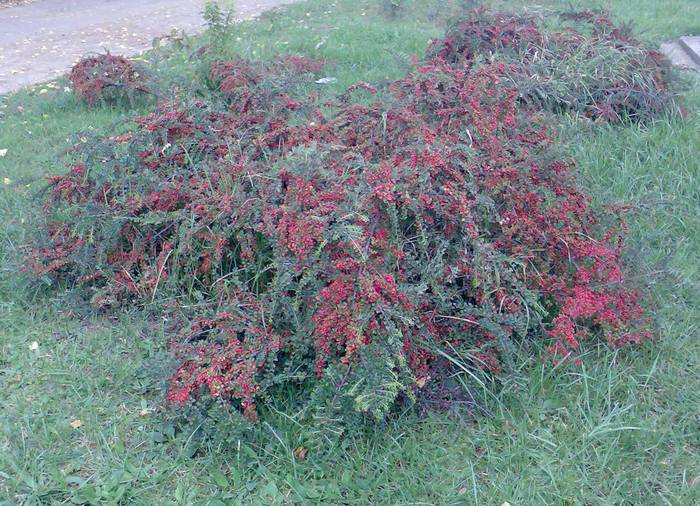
[70,53,150,106]
[28,9,670,428]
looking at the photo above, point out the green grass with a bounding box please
[1,0,698,504]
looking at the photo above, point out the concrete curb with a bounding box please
[678,36,700,67]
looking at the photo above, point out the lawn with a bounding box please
[0,0,698,504]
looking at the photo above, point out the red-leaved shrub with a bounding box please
[70,53,149,106]
[428,9,677,122]
[29,12,654,426]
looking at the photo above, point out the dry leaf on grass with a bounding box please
[70,419,82,429]
[415,376,429,388]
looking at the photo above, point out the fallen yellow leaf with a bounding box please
[293,446,308,461]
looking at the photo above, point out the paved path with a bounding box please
[0,0,294,93]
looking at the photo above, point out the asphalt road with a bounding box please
[0,0,294,93]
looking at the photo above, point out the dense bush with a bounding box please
[28,10,656,427]
[428,9,677,122]
[70,53,150,106]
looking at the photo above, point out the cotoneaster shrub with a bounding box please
[428,8,677,122]
[70,53,150,106]
[28,13,654,427]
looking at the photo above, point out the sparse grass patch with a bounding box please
[0,0,698,504]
